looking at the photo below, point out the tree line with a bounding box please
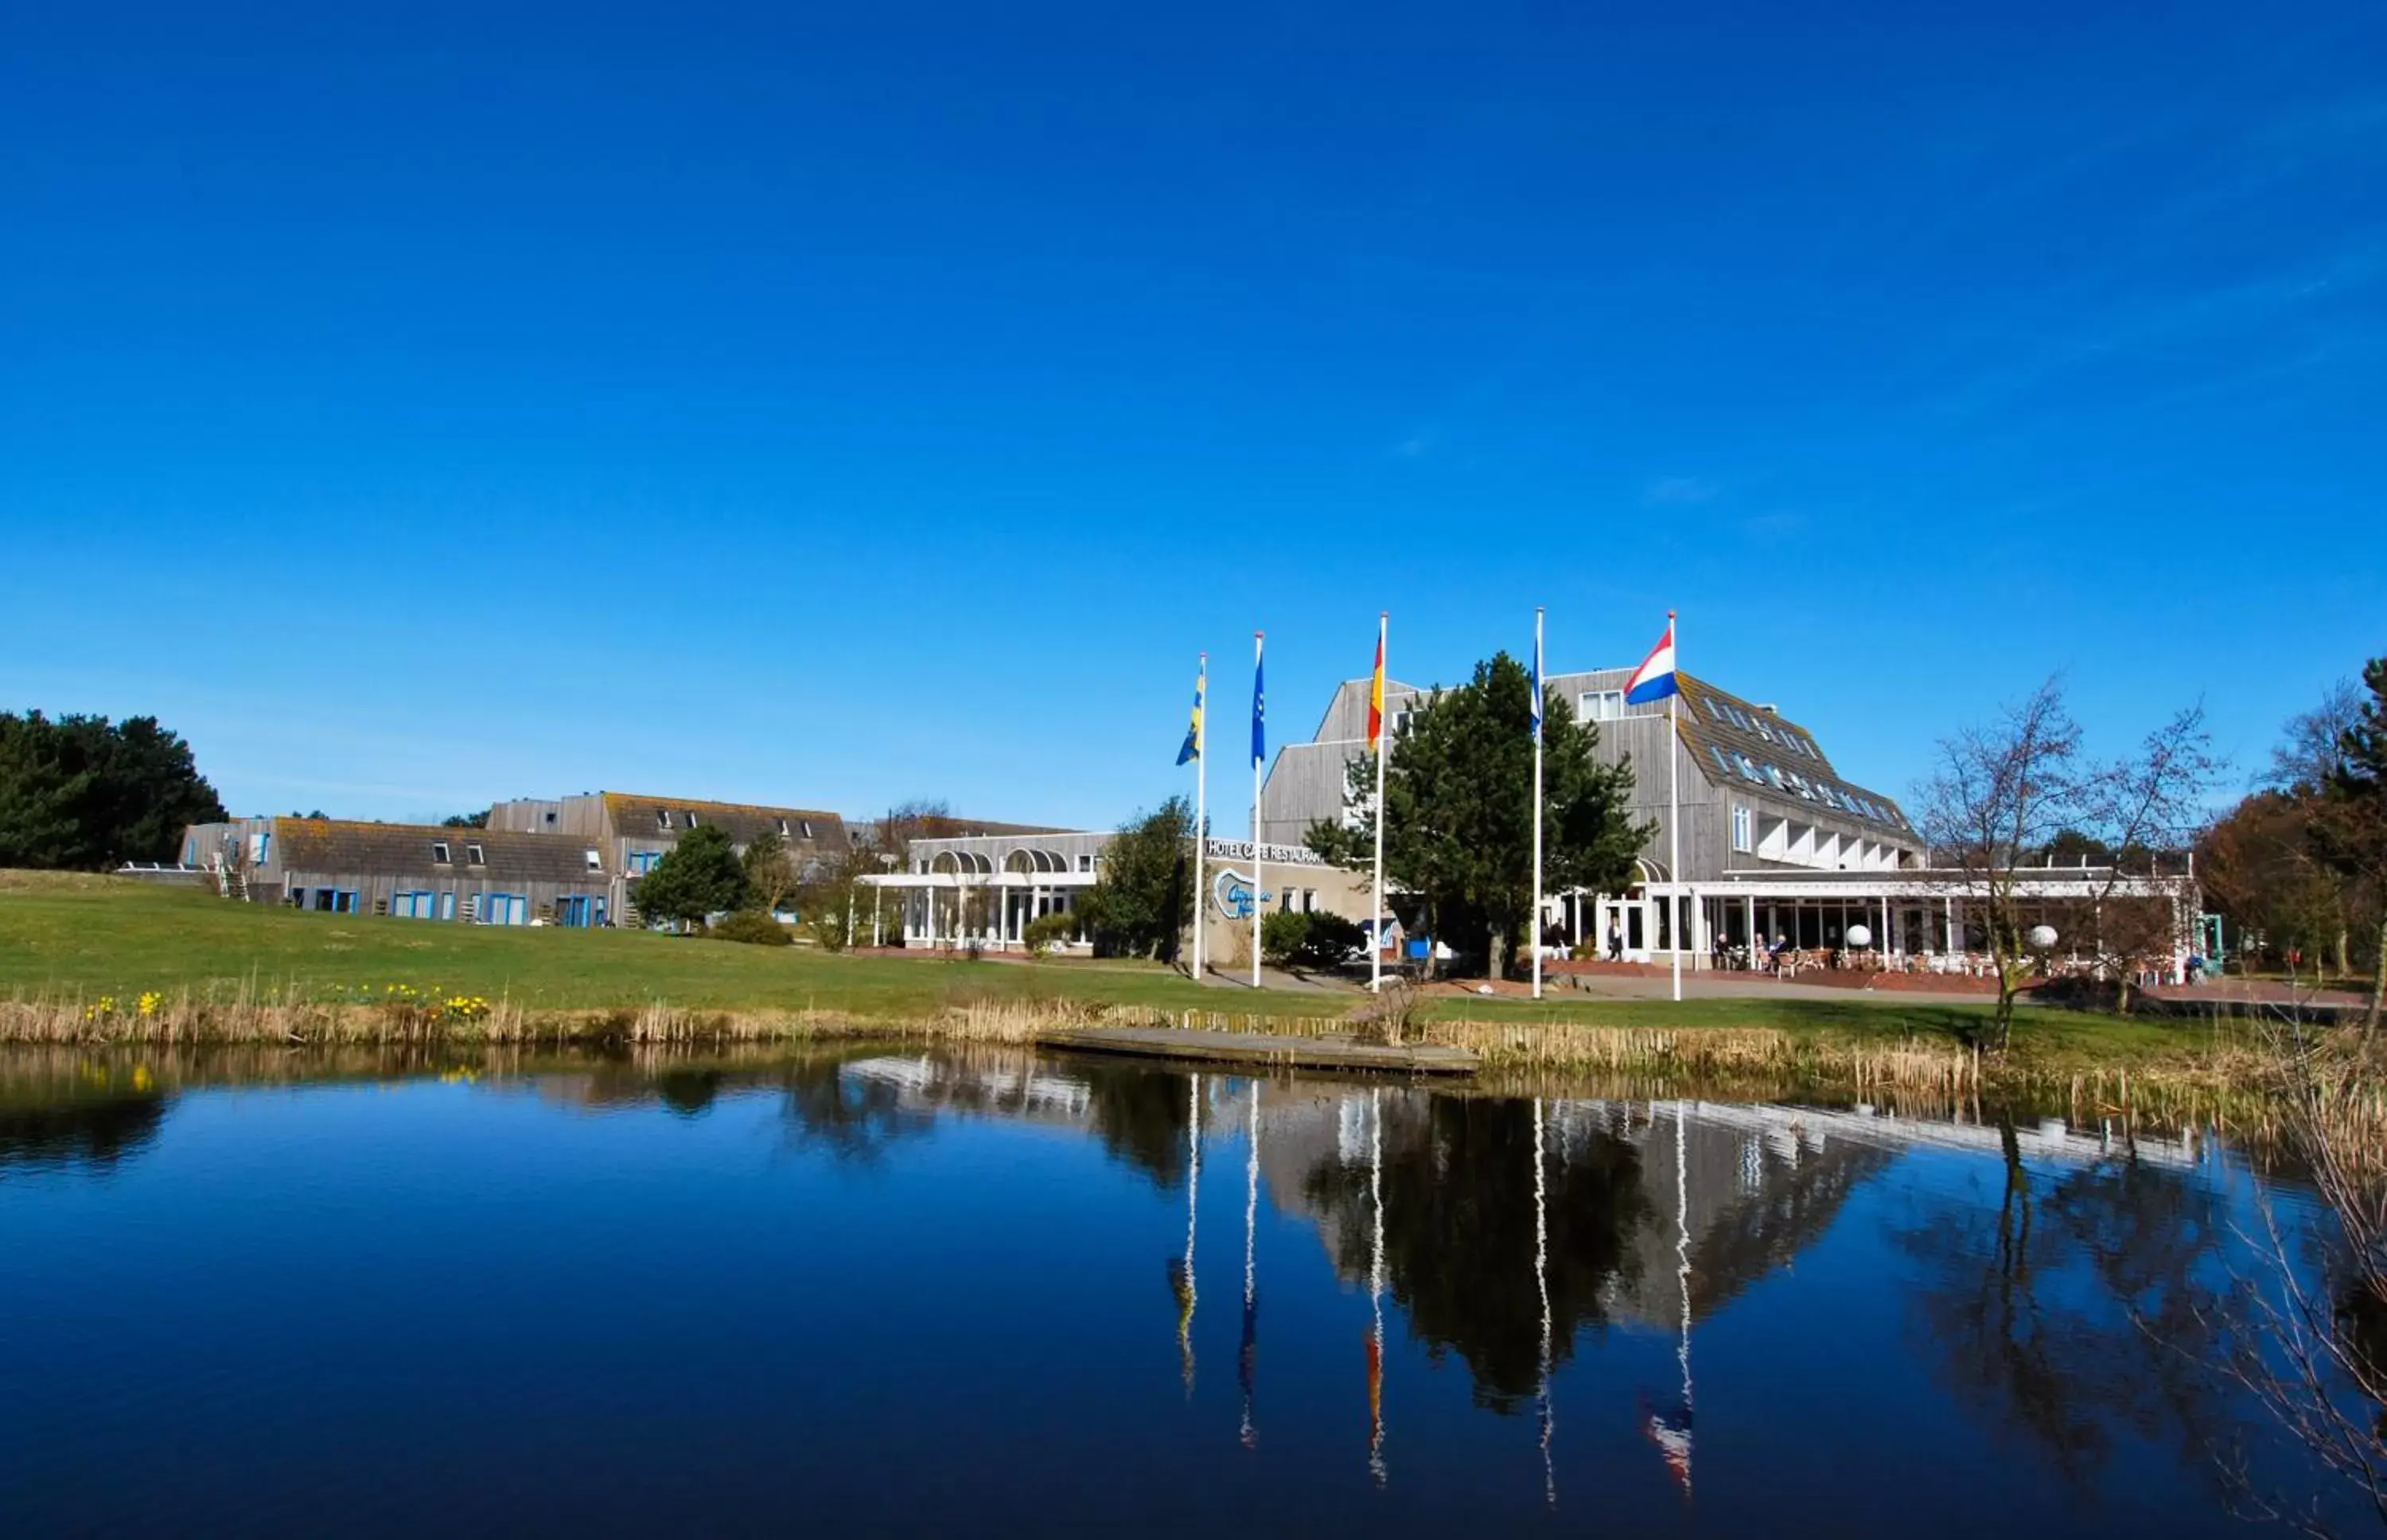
[0,711,226,870]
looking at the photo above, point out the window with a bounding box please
[438,892,456,920]
[1752,716,1776,743]
[1731,806,1753,853]
[1579,689,1623,721]
[1763,763,1786,788]
[431,841,452,865]
[1788,772,1813,799]
[800,819,813,838]
[777,819,791,838]
[1734,752,1760,781]
[1704,698,1727,722]
[1392,708,1413,736]
[584,848,603,872]
[684,811,699,829]
[1077,855,1093,873]
[1709,745,1733,780]
[183,838,197,865]
[465,842,486,867]
[656,810,672,830]
[629,850,661,875]
[543,811,557,824]
[249,830,271,865]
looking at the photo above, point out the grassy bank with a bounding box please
[0,871,2272,1106]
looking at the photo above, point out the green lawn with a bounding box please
[0,872,2210,1062]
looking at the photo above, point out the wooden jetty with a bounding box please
[1040,1025,1479,1077]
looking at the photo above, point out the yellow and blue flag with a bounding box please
[1177,659,1205,764]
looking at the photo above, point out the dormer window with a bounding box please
[684,812,699,829]
[777,819,791,838]
[465,842,486,867]
[656,810,672,830]
[799,819,813,838]
[584,848,602,872]
[431,841,452,865]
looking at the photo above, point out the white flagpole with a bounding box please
[1252,630,1265,991]
[1371,612,1388,995]
[1193,652,1207,984]
[1532,606,1546,1001]
[1668,610,1683,1004]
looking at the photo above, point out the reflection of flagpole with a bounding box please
[1367,1087,1387,1488]
[1170,1073,1201,1395]
[1534,1096,1556,1509]
[1672,1100,1695,1497]
[1240,1079,1261,1449]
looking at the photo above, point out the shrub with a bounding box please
[1263,910,1368,970]
[1295,912,1367,968]
[708,909,793,947]
[1022,912,1077,959]
[1261,910,1311,965]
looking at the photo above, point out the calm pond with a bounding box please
[0,1045,2366,1535]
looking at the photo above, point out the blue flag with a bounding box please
[1176,663,1205,765]
[1531,620,1544,744]
[1251,637,1267,768]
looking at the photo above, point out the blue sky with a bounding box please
[3,1,2381,827]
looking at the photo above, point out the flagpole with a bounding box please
[1668,611,1682,1004]
[1252,630,1265,992]
[1193,653,1207,984]
[1370,612,1388,995]
[1532,606,1546,1001]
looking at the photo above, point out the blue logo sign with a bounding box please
[1212,869,1272,920]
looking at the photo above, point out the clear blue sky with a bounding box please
[3,1,2380,827]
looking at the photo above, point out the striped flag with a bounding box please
[1626,616,1679,704]
[1367,628,1386,752]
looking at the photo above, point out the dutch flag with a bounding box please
[1625,614,1679,705]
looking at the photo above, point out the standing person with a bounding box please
[1606,919,1625,964]
[1710,930,1728,974]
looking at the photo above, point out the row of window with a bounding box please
[1708,745,1906,829]
[1701,695,1820,760]
[652,810,814,839]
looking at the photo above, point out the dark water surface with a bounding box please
[0,1047,2361,1536]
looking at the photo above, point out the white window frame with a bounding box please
[465,842,486,867]
[431,841,452,865]
[1731,806,1753,853]
[584,848,603,872]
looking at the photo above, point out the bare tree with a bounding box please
[863,798,953,873]
[1915,678,2083,1048]
[2272,680,2366,796]
[2073,706,2225,1012]
[2207,1021,2387,1533]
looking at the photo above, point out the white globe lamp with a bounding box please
[1846,924,1871,948]
[2027,924,2058,951]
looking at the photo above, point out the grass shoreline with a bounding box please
[0,870,2295,1114]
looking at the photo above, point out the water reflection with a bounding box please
[1891,1120,2237,1495]
[0,1092,167,1172]
[0,1043,2362,1536]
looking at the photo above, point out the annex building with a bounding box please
[180,792,850,928]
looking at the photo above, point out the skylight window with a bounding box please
[465,842,486,867]
[431,841,451,864]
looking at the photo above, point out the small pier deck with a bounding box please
[1040,1026,1478,1077]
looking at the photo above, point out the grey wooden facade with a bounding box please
[178,816,613,924]
[485,791,851,924]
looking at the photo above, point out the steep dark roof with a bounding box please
[1675,675,1914,834]
[275,820,604,883]
[601,793,851,854]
